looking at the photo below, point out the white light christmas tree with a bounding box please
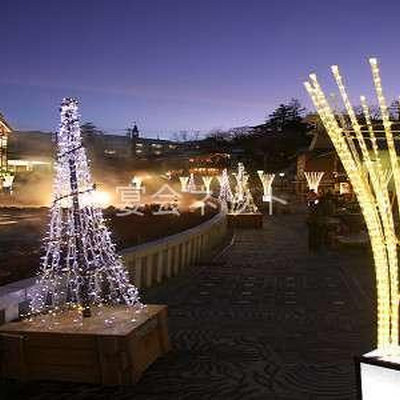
[218,168,233,207]
[304,171,324,193]
[30,98,141,319]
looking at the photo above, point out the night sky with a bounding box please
[2,0,400,137]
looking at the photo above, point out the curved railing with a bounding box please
[122,210,227,288]
[0,210,227,323]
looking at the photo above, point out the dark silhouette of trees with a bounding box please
[199,99,311,171]
[80,122,105,163]
[250,99,311,170]
[266,99,306,132]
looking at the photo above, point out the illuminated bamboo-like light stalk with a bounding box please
[257,171,275,197]
[360,97,394,200]
[202,176,213,194]
[334,64,399,347]
[258,171,275,215]
[303,171,324,193]
[179,176,189,192]
[360,96,380,159]
[360,97,398,328]
[331,66,371,163]
[369,58,400,345]
[305,67,395,351]
[307,75,391,349]
[329,91,361,166]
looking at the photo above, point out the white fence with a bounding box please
[0,211,227,324]
[122,211,227,288]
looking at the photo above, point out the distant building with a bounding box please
[101,133,179,160]
[5,124,237,179]
[7,128,183,172]
[7,131,54,172]
[296,114,346,196]
[0,113,12,172]
[188,153,230,174]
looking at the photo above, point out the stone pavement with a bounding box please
[1,214,376,400]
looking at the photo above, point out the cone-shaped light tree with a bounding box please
[305,59,400,354]
[30,98,141,318]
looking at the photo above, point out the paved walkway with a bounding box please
[4,214,376,400]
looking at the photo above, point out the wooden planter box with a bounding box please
[227,213,263,229]
[0,304,170,385]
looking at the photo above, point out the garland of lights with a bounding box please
[30,98,141,318]
[304,59,399,354]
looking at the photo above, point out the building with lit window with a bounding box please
[7,131,54,173]
[0,113,12,172]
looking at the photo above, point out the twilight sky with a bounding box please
[1,0,400,137]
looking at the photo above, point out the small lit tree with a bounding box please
[30,98,141,319]
[218,168,233,207]
[233,162,247,201]
[230,163,259,214]
[187,172,196,193]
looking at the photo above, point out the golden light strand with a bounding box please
[305,72,393,350]
[332,65,398,348]
[370,58,400,345]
